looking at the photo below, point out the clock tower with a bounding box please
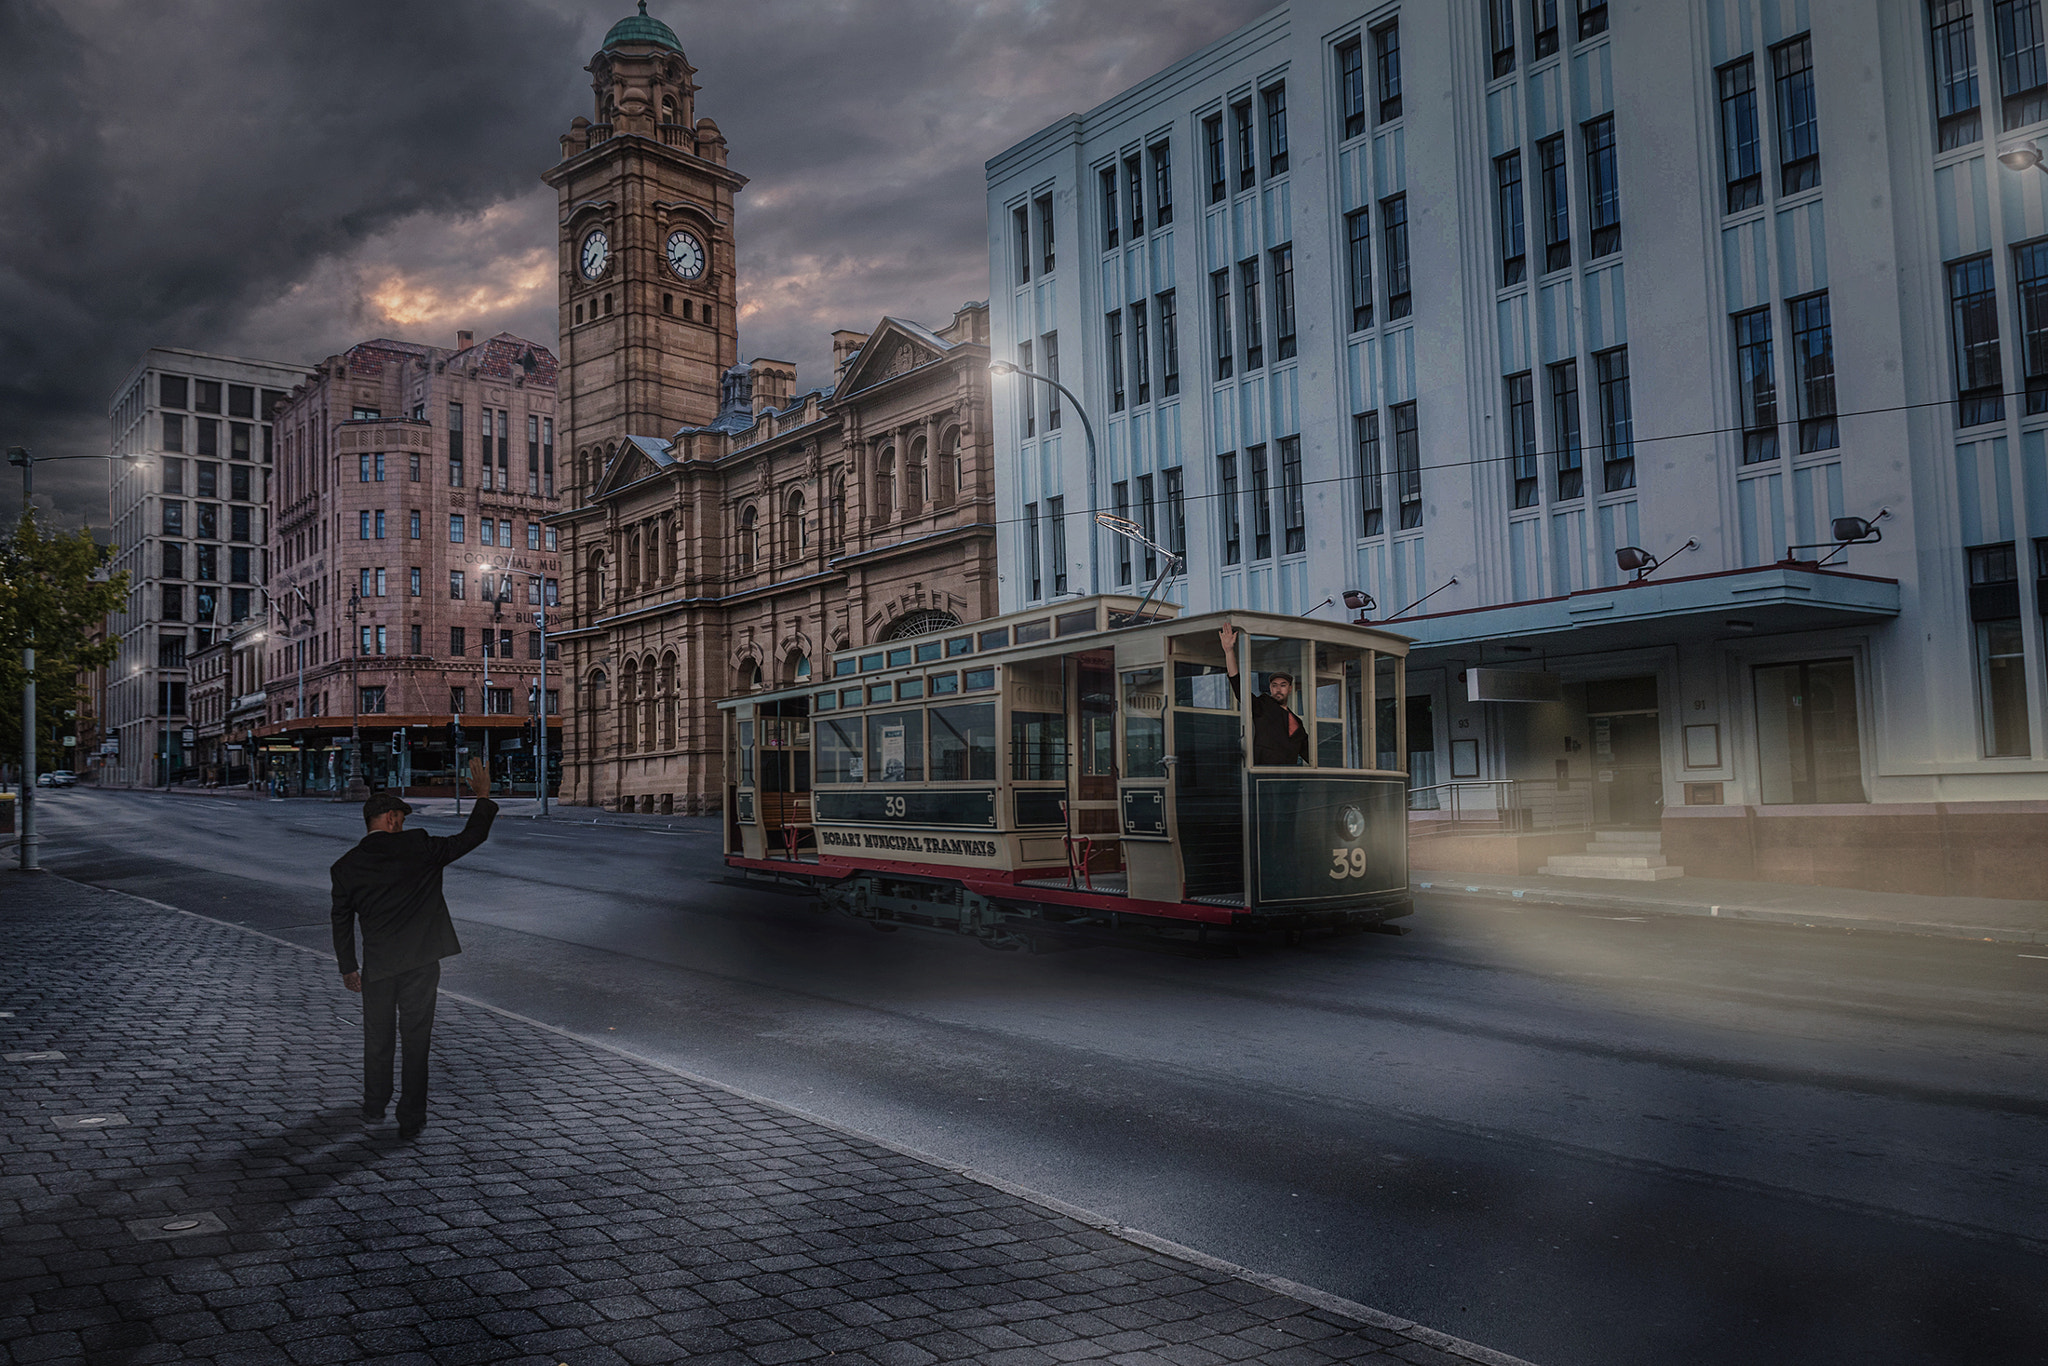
[544,1,743,493]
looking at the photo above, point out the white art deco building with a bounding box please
[986,0,2048,896]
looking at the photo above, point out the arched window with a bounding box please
[942,425,963,499]
[640,655,657,751]
[784,490,806,557]
[661,94,678,125]
[642,521,659,584]
[659,651,678,748]
[586,548,607,606]
[738,505,758,571]
[786,652,810,685]
[626,530,642,591]
[587,668,610,719]
[874,448,895,522]
[882,609,962,640]
[618,661,638,752]
[740,658,764,691]
[907,435,928,509]
[828,475,847,547]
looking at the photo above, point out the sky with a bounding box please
[0,0,1275,535]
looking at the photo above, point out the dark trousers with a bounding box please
[361,961,440,1123]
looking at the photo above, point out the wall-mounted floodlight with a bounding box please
[1785,507,1889,568]
[1343,589,1376,623]
[1614,537,1699,583]
[1094,511,1181,624]
[2000,142,2045,173]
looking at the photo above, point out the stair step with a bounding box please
[1546,854,1671,870]
[1538,864,1686,881]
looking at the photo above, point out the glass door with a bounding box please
[1753,659,1865,804]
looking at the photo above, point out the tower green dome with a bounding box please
[603,1,680,52]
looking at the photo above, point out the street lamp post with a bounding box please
[989,362,1102,596]
[483,564,551,816]
[343,588,363,798]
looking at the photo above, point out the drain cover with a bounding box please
[127,1211,227,1241]
[53,1112,129,1130]
[6,1051,65,1062]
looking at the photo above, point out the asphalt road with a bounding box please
[24,788,2048,1366]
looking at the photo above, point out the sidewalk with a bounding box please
[1412,867,2048,945]
[0,875,1533,1366]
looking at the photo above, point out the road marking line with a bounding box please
[2020,954,2048,960]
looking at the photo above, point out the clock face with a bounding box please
[579,229,610,281]
[665,229,706,281]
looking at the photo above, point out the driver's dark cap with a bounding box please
[1265,671,1295,686]
[362,792,413,824]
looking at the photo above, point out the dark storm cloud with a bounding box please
[1,0,1270,531]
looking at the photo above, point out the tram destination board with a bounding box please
[814,788,998,829]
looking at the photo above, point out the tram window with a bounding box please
[1315,647,1370,769]
[1057,607,1098,636]
[868,683,893,704]
[1011,710,1067,780]
[887,647,913,668]
[898,678,925,700]
[1175,661,1233,709]
[833,658,856,678]
[814,690,837,712]
[840,687,864,709]
[978,627,1010,650]
[946,636,974,657]
[1123,667,1167,777]
[915,640,942,663]
[1375,653,1400,770]
[817,717,863,782]
[964,667,996,692]
[1016,618,1053,644]
[859,652,884,672]
[931,702,998,780]
[930,672,959,695]
[737,721,754,786]
[867,710,924,781]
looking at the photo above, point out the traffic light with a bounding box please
[447,721,462,749]
[390,733,403,756]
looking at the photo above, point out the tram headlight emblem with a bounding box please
[1340,805,1365,840]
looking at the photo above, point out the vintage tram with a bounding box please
[719,595,1413,947]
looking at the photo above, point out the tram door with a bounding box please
[757,714,812,855]
[1169,631,1246,901]
[1071,650,1120,873]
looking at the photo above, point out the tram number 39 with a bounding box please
[1328,846,1370,879]
[885,796,906,818]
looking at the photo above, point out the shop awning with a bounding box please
[1395,563,1900,658]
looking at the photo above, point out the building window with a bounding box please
[197,462,218,498]
[1048,496,1068,595]
[162,583,183,620]
[1037,193,1055,274]
[1279,436,1305,554]
[196,544,217,582]
[1249,444,1272,560]
[1219,453,1242,564]
[1044,332,1062,428]
[1211,269,1234,380]
[1788,292,1839,450]
[1338,37,1366,138]
[1205,113,1227,202]
[1157,289,1180,397]
[1582,115,1620,258]
[359,511,372,540]
[1013,204,1031,284]
[447,402,463,488]
[1772,35,1821,193]
[1578,0,1607,38]
[410,566,422,597]
[1717,59,1763,213]
[196,419,219,457]
[2015,237,2048,411]
[1507,372,1539,508]
[1381,195,1411,320]
[1949,253,2006,425]
[161,541,183,579]
[1232,99,1255,192]
[161,374,187,409]
[163,414,185,453]
[481,517,496,548]
[1100,165,1119,250]
[1163,467,1187,560]
[1595,347,1634,491]
[1968,544,2032,755]
[1262,84,1288,176]
[1495,152,1526,285]
[1341,209,1375,330]
[1025,502,1042,598]
[1734,307,1780,461]
[528,414,541,494]
[1113,481,1132,585]
[1136,473,1158,579]
[1373,20,1402,123]
[1130,305,1150,404]
[1490,0,1517,76]
[1125,154,1144,242]
[1151,140,1173,227]
[230,464,250,501]
[1533,0,1560,57]
[1549,360,1584,499]
[450,570,465,600]
[1106,311,1126,411]
[163,500,183,535]
[1270,245,1296,360]
[1539,134,1571,272]
[1754,659,1866,803]
[1356,412,1384,536]
[231,507,251,542]
[543,418,554,495]
[1392,403,1421,530]
[360,686,386,713]
[1240,260,1264,371]
[450,627,466,659]
[449,513,465,543]
[1930,0,1983,148]
[1017,340,1035,438]
[1996,0,2048,128]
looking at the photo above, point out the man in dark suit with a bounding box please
[1219,623,1309,766]
[331,757,497,1137]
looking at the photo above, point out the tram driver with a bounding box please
[1218,624,1309,766]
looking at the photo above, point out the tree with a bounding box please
[0,514,129,767]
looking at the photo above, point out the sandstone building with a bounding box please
[545,6,997,813]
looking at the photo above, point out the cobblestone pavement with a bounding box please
[0,875,1531,1366]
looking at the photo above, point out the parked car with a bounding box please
[49,770,76,786]
[35,773,53,787]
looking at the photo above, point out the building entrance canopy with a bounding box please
[1394,564,1900,659]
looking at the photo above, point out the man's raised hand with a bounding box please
[467,758,490,797]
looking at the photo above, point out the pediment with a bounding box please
[592,435,674,500]
[834,317,953,398]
